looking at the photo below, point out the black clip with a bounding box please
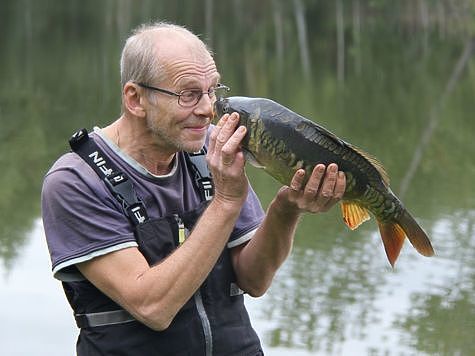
[69,128,89,151]
[105,172,134,207]
[105,173,149,226]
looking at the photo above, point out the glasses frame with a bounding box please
[136,82,230,108]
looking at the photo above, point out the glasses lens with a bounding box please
[177,85,230,107]
[179,90,201,106]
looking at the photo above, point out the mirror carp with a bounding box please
[214,96,435,267]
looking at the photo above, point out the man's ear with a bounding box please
[123,82,146,118]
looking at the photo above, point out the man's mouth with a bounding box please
[184,122,210,132]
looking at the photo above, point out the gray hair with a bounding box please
[120,21,211,89]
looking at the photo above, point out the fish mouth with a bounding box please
[212,97,230,124]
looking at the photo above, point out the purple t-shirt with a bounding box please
[41,128,265,281]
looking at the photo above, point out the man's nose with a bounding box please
[193,92,214,116]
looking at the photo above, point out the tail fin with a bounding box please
[378,211,435,267]
[377,222,406,267]
[397,210,435,258]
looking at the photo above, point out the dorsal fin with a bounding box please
[296,119,343,144]
[295,118,390,186]
[348,143,390,187]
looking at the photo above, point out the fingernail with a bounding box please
[220,115,228,123]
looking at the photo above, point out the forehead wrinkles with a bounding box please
[165,57,219,87]
[152,29,218,86]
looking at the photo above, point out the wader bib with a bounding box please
[66,129,262,356]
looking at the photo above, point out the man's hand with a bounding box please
[275,163,346,215]
[207,112,248,207]
[230,163,345,296]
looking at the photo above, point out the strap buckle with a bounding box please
[69,128,89,151]
[186,148,214,201]
[105,172,149,225]
[75,309,135,328]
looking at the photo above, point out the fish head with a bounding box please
[213,96,255,128]
[212,96,232,124]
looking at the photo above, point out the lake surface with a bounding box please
[1,1,475,355]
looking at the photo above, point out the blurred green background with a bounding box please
[1,1,474,355]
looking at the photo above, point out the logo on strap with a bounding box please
[88,151,113,176]
[129,205,148,224]
[200,179,214,201]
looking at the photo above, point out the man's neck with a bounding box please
[102,116,176,176]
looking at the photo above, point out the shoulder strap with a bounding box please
[69,128,149,226]
[184,148,214,202]
[69,129,214,222]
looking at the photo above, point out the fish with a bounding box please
[213,96,435,267]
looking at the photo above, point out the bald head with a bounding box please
[120,22,213,89]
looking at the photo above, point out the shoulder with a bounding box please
[42,151,112,205]
[45,151,91,180]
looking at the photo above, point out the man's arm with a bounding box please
[231,163,346,297]
[78,113,249,331]
[78,198,240,331]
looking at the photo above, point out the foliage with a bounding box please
[1,1,474,354]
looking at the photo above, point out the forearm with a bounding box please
[79,114,262,330]
[79,198,242,331]
[233,195,301,297]
[140,199,243,325]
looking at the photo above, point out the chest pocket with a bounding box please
[134,216,179,265]
[134,202,208,266]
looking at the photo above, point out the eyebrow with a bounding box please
[177,72,222,90]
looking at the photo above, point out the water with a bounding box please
[1,1,475,355]
[1,220,77,356]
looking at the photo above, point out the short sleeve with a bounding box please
[41,154,137,281]
[227,184,265,248]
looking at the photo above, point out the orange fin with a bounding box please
[378,222,406,267]
[341,201,371,230]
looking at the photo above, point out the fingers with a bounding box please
[208,113,229,156]
[333,171,346,200]
[303,164,326,198]
[314,164,338,207]
[289,169,306,191]
[207,112,246,170]
[208,112,244,158]
[206,112,249,205]
[286,163,346,213]
[221,126,246,166]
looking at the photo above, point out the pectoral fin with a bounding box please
[341,201,371,230]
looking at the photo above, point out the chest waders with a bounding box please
[67,129,262,356]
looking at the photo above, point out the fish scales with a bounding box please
[214,96,435,267]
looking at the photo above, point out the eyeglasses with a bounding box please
[136,82,230,108]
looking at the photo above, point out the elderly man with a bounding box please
[41,22,345,355]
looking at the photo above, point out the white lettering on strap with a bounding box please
[88,151,113,176]
[131,206,146,224]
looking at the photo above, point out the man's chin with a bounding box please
[181,138,207,153]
